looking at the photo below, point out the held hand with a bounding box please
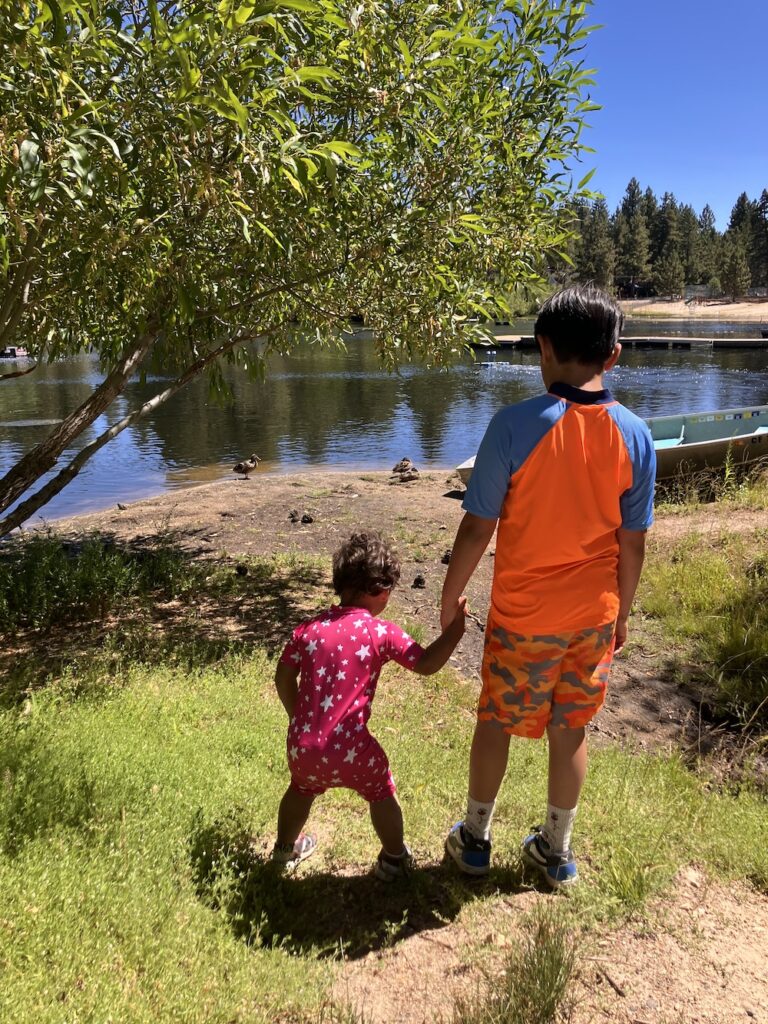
[441,595,466,632]
[450,595,467,637]
[614,616,628,654]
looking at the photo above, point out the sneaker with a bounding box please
[521,826,578,889]
[374,844,414,882]
[445,821,492,876]
[271,832,317,873]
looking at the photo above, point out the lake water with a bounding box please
[2,319,768,523]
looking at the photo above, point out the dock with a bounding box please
[472,336,768,351]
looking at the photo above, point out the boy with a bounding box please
[273,531,466,879]
[442,285,655,887]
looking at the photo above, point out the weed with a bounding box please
[453,904,576,1024]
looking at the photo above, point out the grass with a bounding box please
[453,905,576,1024]
[1,533,767,1020]
[655,456,768,513]
[640,529,768,726]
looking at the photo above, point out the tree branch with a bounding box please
[0,362,38,382]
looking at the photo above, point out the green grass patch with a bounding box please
[1,640,767,1020]
[640,530,768,726]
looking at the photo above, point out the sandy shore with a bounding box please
[621,298,768,322]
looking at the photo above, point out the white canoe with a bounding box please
[456,403,768,485]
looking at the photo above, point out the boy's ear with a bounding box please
[537,334,554,362]
[604,342,622,372]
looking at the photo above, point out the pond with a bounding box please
[1,320,767,522]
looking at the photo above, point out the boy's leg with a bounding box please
[466,718,511,835]
[276,785,316,848]
[543,724,587,855]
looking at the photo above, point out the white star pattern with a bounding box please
[336,670,346,681]
[356,644,371,661]
[368,756,376,767]
[344,748,357,764]
[354,619,365,628]
[320,694,334,712]
[317,666,327,678]
[290,651,301,663]
[306,639,318,653]
[334,724,344,735]
[375,623,388,638]
[342,659,348,666]
[302,724,311,733]
[289,746,299,759]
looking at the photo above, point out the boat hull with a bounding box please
[456,404,768,485]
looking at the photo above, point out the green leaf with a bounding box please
[295,65,341,83]
[314,140,363,161]
[577,167,597,189]
[19,140,41,174]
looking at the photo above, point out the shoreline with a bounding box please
[621,298,768,322]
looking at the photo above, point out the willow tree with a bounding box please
[0,0,598,534]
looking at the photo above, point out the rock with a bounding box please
[116,502,128,511]
[288,509,300,522]
[441,550,451,565]
[412,574,426,589]
[235,564,249,576]
[301,513,314,524]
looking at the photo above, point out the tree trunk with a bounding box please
[0,327,157,515]
[0,322,281,536]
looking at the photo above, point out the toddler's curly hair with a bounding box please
[332,531,401,596]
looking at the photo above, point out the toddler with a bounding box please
[273,531,466,879]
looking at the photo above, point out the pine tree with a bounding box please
[678,205,702,284]
[653,249,685,298]
[755,190,768,289]
[697,204,719,282]
[576,199,615,289]
[721,239,752,299]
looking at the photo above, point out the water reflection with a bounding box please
[2,325,768,522]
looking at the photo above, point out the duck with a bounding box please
[392,457,418,475]
[233,453,261,479]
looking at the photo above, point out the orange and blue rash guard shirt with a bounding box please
[463,382,656,633]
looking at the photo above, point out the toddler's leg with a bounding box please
[276,785,316,848]
[369,794,404,856]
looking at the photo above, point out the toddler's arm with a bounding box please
[414,596,467,675]
[440,512,497,629]
[615,527,647,652]
[275,661,300,717]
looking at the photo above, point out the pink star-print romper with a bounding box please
[279,605,425,802]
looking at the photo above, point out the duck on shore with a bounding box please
[233,453,261,479]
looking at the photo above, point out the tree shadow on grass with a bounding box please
[0,530,330,708]
[188,810,527,959]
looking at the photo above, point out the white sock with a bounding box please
[541,804,577,856]
[464,796,495,841]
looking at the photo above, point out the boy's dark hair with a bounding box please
[534,284,623,367]
[332,531,401,596]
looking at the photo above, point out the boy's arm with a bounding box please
[615,528,647,653]
[275,661,300,717]
[414,597,467,675]
[440,512,497,630]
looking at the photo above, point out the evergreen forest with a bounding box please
[562,178,768,300]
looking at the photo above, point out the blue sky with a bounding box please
[577,0,768,229]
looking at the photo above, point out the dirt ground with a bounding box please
[621,297,768,323]
[336,869,768,1024]
[42,470,768,1024]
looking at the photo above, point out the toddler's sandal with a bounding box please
[272,832,317,872]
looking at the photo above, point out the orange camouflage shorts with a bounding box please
[479,618,616,738]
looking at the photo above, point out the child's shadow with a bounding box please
[189,812,528,958]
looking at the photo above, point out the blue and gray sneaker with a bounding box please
[521,826,578,889]
[445,821,492,876]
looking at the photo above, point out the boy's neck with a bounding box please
[544,363,605,392]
